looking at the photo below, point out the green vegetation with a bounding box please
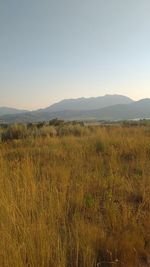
[0,123,150,266]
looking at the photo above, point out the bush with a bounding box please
[1,124,27,142]
[38,126,57,138]
[49,118,64,126]
[36,122,46,129]
[95,139,106,153]
[58,124,84,137]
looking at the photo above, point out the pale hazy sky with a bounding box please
[0,0,150,109]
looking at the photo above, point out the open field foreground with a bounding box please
[0,124,150,267]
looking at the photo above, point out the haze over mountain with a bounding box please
[43,94,133,112]
[0,107,28,116]
[0,95,150,123]
[0,95,133,115]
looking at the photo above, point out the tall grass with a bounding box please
[0,125,150,266]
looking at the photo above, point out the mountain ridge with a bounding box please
[1,95,150,123]
[43,94,133,112]
[0,107,29,116]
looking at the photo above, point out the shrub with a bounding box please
[58,124,84,137]
[95,139,106,154]
[39,126,57,138]
[1,124,27,141]
[49,118,64,126]
[36,121,46,129]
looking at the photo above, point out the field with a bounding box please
[0,123,150,267]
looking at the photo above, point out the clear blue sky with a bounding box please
[0,0,150,109]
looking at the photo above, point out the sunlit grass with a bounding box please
[0,125,150,266]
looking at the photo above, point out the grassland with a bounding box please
[0,123,150,267]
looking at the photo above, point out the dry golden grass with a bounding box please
[0,125,150,267]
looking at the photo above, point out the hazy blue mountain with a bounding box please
[54,98,150,121]
[0,107,28,116]
[43,94,133,112]
[1,97,150,123]
[84,98,150,121]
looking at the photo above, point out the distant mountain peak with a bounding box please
[44,94,133,112]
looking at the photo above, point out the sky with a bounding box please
[0,0,150,110]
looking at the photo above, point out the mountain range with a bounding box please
[0,107,28,116]
[0,94,150,123]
